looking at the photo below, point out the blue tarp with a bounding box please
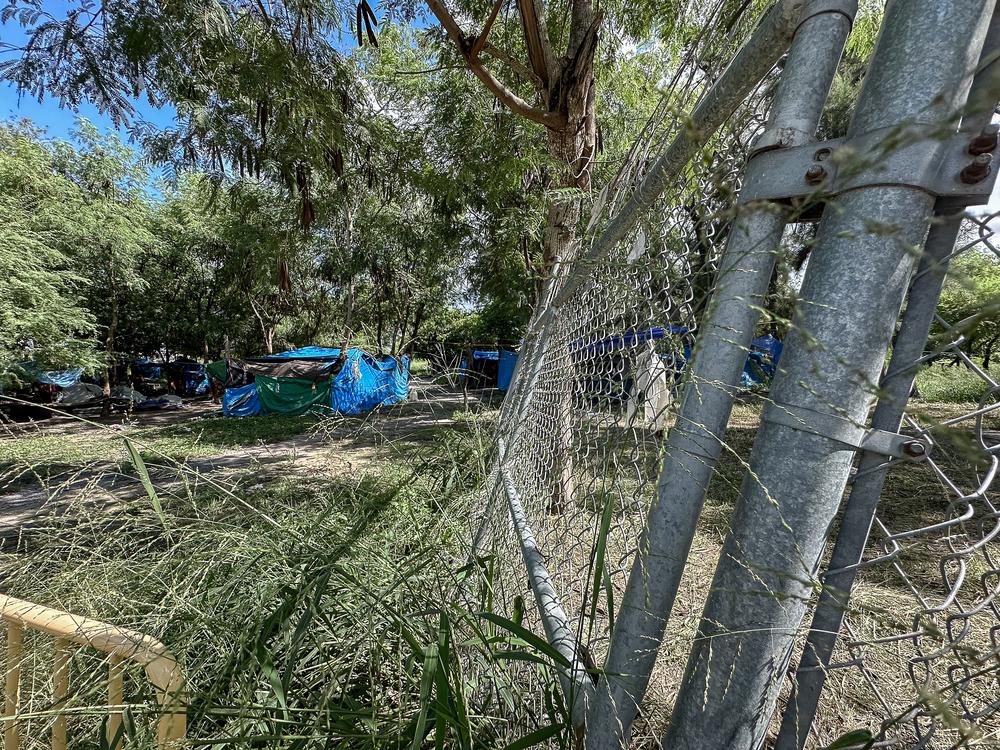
[260,346,341,360]
[472,350,499,361]
[751,334,783,364]
[223,347,409,417]
[17,363,83,388]
[222,382,263,417]
[34,368,83,388]
[492,328,782,393]
[498,350,518,391]
[571,325,690,359]
[742,335,783,388]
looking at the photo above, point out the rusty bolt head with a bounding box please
[960,152,993,184]
[968,123,1000,156]
[805,164,827,185]
[814,147,832,162]
[902,440,927,458]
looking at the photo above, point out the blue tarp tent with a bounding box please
[498,350,518,391]
[222,347,409,417]
[33,368,83,388]
[222,382,263,417]
[16,363,83,388]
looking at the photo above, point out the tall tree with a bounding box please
[0,121,99,380]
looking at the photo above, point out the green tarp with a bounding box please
[206,359,227,384]
[255,376,332,416]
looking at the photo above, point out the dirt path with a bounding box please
[0,382,499,549]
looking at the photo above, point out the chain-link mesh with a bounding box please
[470,7,1000,748]
[466,5,780,742]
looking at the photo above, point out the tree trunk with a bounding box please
[102,296,119,418]
[425,0,600,510]
[541,43,597,512]
[409,301,426,355]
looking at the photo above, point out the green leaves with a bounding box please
[122,435,169,531]
[822,729,875,750]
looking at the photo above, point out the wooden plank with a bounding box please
[4,622,22,750]
[51,639,68,750]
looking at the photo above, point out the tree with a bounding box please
[936,246,1000,368]
[51,121,157,411]
[0,121,99,381]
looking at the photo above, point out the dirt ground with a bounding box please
[0,381,500,549]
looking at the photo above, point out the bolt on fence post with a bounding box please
[664,2,996,749]
[584,3,857,747]
[774,10,1000,747]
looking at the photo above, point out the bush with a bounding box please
[913,362,999,403]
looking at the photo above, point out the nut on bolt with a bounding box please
[805,164,827,185]
[901,440,927,458]
[968,123,1000,156]
[960,152,993,184]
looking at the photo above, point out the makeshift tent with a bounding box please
[498,350,518,391]
[111,385,146,404]
[222,347,409,417]
[137,394,184,411]
[15,363,82,388]
[58,382,104,407]
[460,350,500,388]
[133,359,162,380]
[166,360,210,396]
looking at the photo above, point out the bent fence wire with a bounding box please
[470,1,1000,748]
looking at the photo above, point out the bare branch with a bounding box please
[515,0,556,85]
[482,41,544,89]
[470,0,505,60]
[423,0,566,129]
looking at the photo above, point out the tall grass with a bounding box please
[913,362,1000,403]
[0,409,569,749]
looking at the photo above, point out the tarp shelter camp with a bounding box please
[497,327,784,393]
[222,346,409,418]
[133,358,210,396]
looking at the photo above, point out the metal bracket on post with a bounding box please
[739,125,1000,213]
[762,403,930,459]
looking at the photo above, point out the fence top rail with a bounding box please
[0,594,186,742]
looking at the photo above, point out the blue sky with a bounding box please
[0,10,177,142]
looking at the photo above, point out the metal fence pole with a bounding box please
[584,4,857,747]
[774,10,1000,746]
[664,2,996,748]
[496,441,596,728]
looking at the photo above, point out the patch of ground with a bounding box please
[0,381,501,550]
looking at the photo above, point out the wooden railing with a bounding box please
[1,595,186,749]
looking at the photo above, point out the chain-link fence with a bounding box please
[470,0,1000,747]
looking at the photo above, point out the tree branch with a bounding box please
[424,0,566,129]
[515,0,556,85]
[568,0,594,55]
[470,0,505,60]
[482,41,544,89]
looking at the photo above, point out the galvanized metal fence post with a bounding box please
[584,3,857,746]
[663,3,996,748]
[774,9,1000,746]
